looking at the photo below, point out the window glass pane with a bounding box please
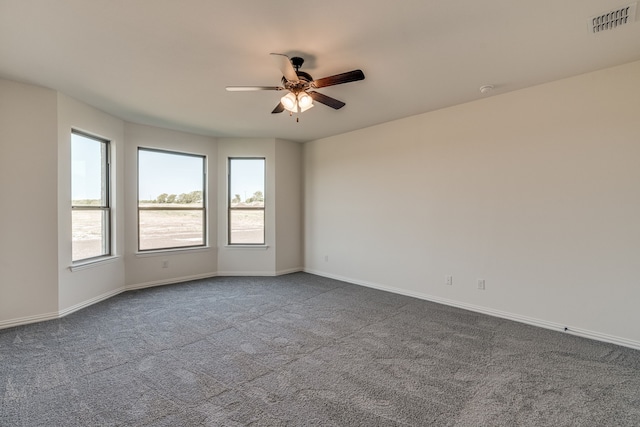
[72,131,110,262]
[229,159,264,208]
[229,210,264,244]
[72,209,109,261]
[139,150,204,207]
[228,158,265,245]
[138,148,206,251]
[139,210,204,250]
[72,133,107,206]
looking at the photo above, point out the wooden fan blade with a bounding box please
[271,102,285,114]
[308,91,345,110]
[270,53,299,82]
[311,70,365,88]
[226,86,283,91]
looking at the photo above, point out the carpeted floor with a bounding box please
[1,272,639,426]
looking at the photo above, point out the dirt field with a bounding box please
[72,208,264,260]
[229,210,264,244]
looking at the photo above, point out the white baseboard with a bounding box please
[7,267,636,351]
[216,270,276,277]
[276,267,303,276]
[0,311,60,330]
[1,269,305,329]
[58,287,126,318]
[125,272,218,291]
[304,268,640,351]
[0,288,127,331]
[216,268,302,277]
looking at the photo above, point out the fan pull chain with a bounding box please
[287,111,300,123]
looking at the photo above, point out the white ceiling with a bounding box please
[1,0,639,142]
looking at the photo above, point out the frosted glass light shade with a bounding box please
[281,92,297,112]
[298,92,313,108]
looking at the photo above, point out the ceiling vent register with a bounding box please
[590,3,637,33]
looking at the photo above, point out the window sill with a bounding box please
[224,245,270,250]
[69,256,120,272]
[135,246,213,257]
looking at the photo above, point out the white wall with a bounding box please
[57,93,126,312]
[0,79,59,325]
[275,139,303,274]
[304,60,640,347]
[217,138,276,275]
[124,123,218,288]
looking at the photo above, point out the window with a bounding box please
[71,130,111,262]
[138,148,206,251]
[228,158,265,245]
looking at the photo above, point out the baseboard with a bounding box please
[216,269,300,276]
[0,287,127,330]
[1,269,302,329]
[0,311,60,330]
[125,272,218,291]
[127,269,301,286]
[216,270,272,276]
[7,267,637,351]
[58,286,126,318]
[304,268,640,351]
[276,267,303,276]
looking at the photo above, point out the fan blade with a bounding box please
[311,70,365,88]
[271,102,285,114]
[270,53,299,82]
[308,91,345,110]
[226,86,283,91]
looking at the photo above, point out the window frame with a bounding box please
[71,129,112,263]
[228,157,266,245]
[137,147,207,252]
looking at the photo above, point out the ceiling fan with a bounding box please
[226,53,365,115]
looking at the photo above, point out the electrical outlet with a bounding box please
[324,255,329,262]
[477,279,485,290]
[446,275,453,286]
[162,260,169,268]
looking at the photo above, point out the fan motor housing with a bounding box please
[282,71,313,93]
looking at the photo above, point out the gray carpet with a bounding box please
[1,272,639,426]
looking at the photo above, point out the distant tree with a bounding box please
[154,191,203,204]
[189,190,203,203]
[252,191,264,202]
[232,194,241,204]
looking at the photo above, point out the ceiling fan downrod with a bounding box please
[290,57,304,71]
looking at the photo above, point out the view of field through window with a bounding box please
[229,158,265,244]
[71,132,110,262]
[72,149,265,257]
[138,149,206,251]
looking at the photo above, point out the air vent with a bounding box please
[590,3,637,33]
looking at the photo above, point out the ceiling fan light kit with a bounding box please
[280,91,314,113]
[226,53,365,118]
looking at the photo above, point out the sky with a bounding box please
[72,134,264,202]
[138,149,204,200]
[71,133,105,201]
[229,158,265,202]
